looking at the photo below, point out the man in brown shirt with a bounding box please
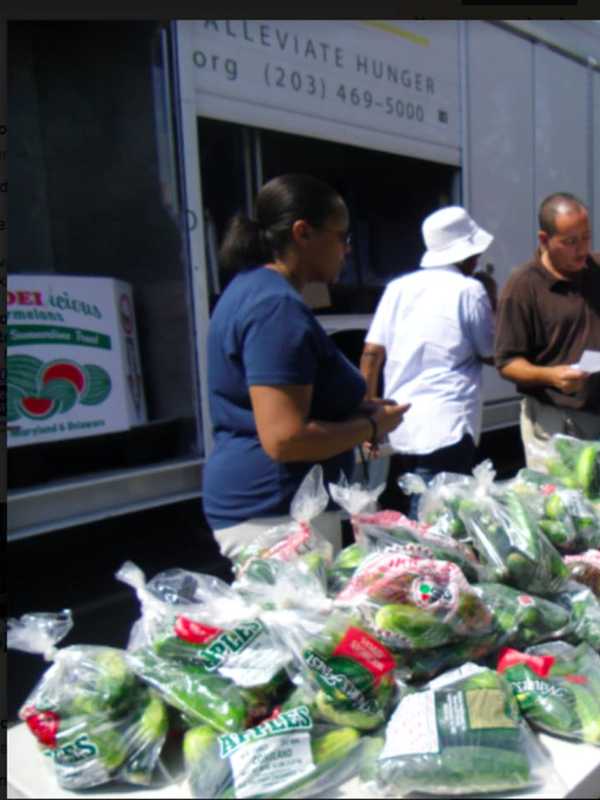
[495,192,600,467]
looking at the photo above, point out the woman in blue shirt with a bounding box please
[203,173,408,558]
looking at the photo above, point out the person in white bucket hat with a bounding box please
[360,206,496,519]
[420,206,494,268]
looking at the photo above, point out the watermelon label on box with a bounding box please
[7,275,147,446]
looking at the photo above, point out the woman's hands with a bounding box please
[359,398,411,458]
[249,385,409,463]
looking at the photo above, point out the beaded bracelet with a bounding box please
[361,412,378,446]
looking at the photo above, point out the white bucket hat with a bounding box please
[420,206,493,268]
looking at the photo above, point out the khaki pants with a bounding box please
[520,396,600,471]
[213,510,343,561]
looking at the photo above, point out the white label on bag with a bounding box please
[230,732,314,798]
[380,691,439,758]
[219,631,290,686]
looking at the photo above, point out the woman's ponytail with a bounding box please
[218,214,272,273]
[218,174,343,273]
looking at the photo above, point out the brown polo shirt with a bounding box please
[495,251,600,412]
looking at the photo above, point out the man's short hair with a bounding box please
[538,192,588,236]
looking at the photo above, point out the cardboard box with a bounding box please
[7,274,147,447]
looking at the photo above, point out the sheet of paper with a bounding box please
[572,350,600,373]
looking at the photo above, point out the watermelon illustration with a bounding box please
[80,364,111,405]
[7,384,25,422]
[41,378,78,414]
[8,356,111,422]
[40,360,86,394]
[19,396,57,420]
[7,354,43,396]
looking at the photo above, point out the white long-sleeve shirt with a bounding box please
[366,265,495,455]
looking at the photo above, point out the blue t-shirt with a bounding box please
[203,267,367,529]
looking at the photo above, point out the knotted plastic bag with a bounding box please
[457,461,569,594]
[116,561,292,733]
[498,641,600,745]
[8,609,168,790]
[232,465,334,587]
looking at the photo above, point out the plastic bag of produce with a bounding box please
[232,465,334,585]
[328,473,385,524]
[511,469,600,552]
[564,550,600,596]
[362,521,485,584]
[475,582,571,648]
[270,611,398,731]
[326,542,369,595]
[555,580,600,650]
[498,641,600,744]
[233,552,331,614]
[393,583,570,683]
[394,633,503,683]
[117,561,292,732]
[7,609,168,790]
[183,704,366,799]
[372,664,547,795]
[330,474,483,581]
[543,434,600,499]
[398,469,474,541]
[235,556,398,731]
[334,551,494,651]
[457,462,569,594]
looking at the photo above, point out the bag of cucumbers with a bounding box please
[362,520,486,584]
[231,465,334,586]
[498,641,600,745]
[372,664,547,796]
[183,704,366,799]
[393,584,571,683]
[397,469,475,542]
[7,609,169,790]
[555,580,600,650]
[543,434,600,500]
[475,582,571,648]
[510,469,600,552]
[394,633,504,683]
[334,550,494,651]
[268,610,398,731]
[234,555,398,731]
[457,464,569,595]
[330,473,484,582]
[117,561,292,733]
[326,542,369,595]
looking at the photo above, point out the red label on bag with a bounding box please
[497,647,555,678]
[564,674,588,685]
[174,615,222,644]
[23,708,60,748]
[333,627,395,683]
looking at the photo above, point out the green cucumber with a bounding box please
[576,446,600,499]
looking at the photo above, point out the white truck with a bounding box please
[170,19,600,448]
[8,19,600,540]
